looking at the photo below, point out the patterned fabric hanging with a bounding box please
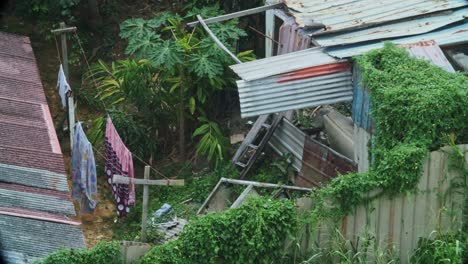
[105,116,135,217]
[71,122,97,213]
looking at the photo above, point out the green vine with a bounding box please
[137,197,298,264]
[311,42,468,221]
[36,241,122,264]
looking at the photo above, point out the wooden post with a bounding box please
[112,171,185,242]
[59,22,69,78]
[141,166,150,242]
[52,23,77,150]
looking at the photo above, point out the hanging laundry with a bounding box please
[105,116,135,218]
[56,64,71,108]
[71,122,97,213]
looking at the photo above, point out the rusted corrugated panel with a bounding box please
[327,22,468,58]
[297,136,357,187]
[269,118,306,172]
[313,8,468,47]
[353,124,372,173]
[237,62,353,117]
[305,145,467,263]
[230,47,342,81]
[400,40,456,73]
[284,0,467,34]
[277,16,311,55]
[351,65,373,133]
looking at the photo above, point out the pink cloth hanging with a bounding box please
[105,116,135,217]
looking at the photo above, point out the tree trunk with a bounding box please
[86,0,103,30]
[178,86,185,159]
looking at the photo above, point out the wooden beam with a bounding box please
[140,166,150,242]
[232,114,269,164]
[187,3,283,27]
[197,15,242,64]
[196,178,224,215]
[221,177,312,192]
[51,26,77,34]
[113,175,185,186]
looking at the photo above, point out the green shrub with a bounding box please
[311,42,468,221]
[37,241,122,264]
[411,233,465,264]
[137,197,298,264]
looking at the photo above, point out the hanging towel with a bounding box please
[57,64,71,108]
[105,116,135,217]
[71,122,98,213]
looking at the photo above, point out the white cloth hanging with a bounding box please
[57,64,71,108]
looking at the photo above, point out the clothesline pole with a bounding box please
[141,166,150,242]
[112,170,185,242]
[51,22,77,150]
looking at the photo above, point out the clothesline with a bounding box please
[52,28,170,181]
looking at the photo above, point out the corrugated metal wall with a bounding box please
[301,145,467,263]
[268,118,306,172]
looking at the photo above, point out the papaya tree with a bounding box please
[89,5,254,164]
[117,5,253,160]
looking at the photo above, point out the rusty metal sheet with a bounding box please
[236,62,353,117]
[230,47,341,82]
[297,136,357,187]
[284,0,467,34]
[313,8,468,47]
[400,40,456,73]
[327,22,468,58]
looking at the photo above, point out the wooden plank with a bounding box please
[197,178,224,215]
[221,177,312,192]
[230,185,259,208]
[400,193,416,260]
[232,114,269,163]
[187,4,283,27]
[239,114,283,179]
[140,166,150,242]
[68,96,75,148]
[51,26,77,34]
[411,154,430,253]
[113,175,184,186]
[197,15,241,64]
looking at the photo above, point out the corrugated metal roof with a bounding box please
[156,218,189,243]
[0,214,85,262]
[0,163,69,192]
[327,22,468,58]
[236,63,353,117]
[0,31,84,261]
[230,47,341,81]
[0,184,75,215]
[401,41,456,72]
[284,0,468,33]
[313,8,468,47]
